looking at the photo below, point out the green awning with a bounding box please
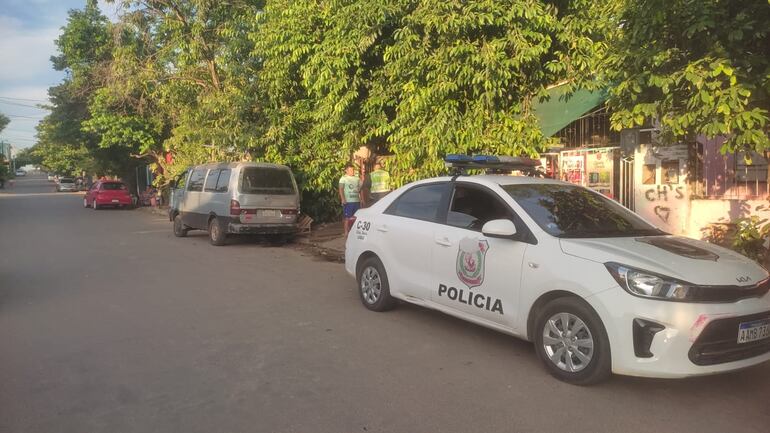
[533,85,608,137]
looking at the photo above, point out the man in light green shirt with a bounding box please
[339,164,362,235]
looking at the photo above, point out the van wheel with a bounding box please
[208,217,227,246]
[173,214,189,238]
[356,256,396,312]
[534,297,611,385]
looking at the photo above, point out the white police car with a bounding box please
[345,155,770,384]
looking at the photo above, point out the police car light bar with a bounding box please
[444,154,543,177]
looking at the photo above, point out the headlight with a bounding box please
[604,262,769,303]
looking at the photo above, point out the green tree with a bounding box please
[13,147,43,168]
[0,112,9,133]
[254,0,610,218]
[604,0,770,154]
[39,0,141,178]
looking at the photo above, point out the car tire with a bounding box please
[356,256,397,312]
[173,214,189,238]
[208,217,227,246]
[534,297,611,386]
[83,198,89,208]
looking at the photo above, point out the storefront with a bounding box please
[556,147,620,199]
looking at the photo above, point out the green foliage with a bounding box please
[0,112,9,133]
[733,215,770,263]
[12,147,43,168]
[604,0,770,154]
[0,154,8,181]
[253,0,610,210]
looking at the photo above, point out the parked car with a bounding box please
[15,169,26,176]
[169,162,300,246]
[345,155,770,385]
[56,177,78,192]
[83,181,132,209]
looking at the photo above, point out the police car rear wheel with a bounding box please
[357,257,396,312]
[534,297,611,385]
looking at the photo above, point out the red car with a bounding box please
[83,181,133,209]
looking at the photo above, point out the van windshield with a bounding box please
[240,167,295,195]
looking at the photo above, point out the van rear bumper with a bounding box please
[228,221,297,235]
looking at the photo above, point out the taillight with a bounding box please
[349,216,357,226]
[280,209,298,215]
[229,199,241,215]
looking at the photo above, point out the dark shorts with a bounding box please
[343,202,360,218]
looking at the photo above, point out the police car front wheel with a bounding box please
[357,257,396,312]
[534,297,611,385]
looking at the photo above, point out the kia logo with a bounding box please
[736,276,752,283]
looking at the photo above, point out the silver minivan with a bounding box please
[169,162,300,245]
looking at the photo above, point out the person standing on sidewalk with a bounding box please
[361,161,391,207]
[339,164,362,235]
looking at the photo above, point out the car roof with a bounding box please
[411,174,571,188]
[191,161,291,171]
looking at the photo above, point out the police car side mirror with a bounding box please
[482,219,517,239]
[169,179,177,189]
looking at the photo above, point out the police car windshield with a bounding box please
[503,184,664,238]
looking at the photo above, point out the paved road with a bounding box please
[1,174,769,433]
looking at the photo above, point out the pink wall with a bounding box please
[698,135,734,197]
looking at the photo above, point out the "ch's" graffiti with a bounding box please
[644,184,684,202]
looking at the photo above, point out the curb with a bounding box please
[137,205,169,218]
[294,236,345,262]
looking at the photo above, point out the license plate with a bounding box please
[737,319,770,344]
[259,209,280,217]
[111,199,119,203]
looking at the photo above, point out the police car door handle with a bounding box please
[435,237,452,247]
[377,225,389,233]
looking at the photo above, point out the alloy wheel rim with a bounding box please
[542,312,595,373]
[360,266,382,304]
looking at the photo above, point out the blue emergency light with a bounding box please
[444,154,473,163]
[443,154,543,177]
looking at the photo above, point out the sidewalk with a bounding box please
[294,221,346,260]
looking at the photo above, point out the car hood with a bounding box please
[559,235,768,286]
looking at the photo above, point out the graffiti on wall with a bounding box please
[643,184,685,224]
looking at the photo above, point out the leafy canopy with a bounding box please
[604,0,770,154]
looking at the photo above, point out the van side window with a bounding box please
[175,171,188,190]
[215,169,231,193]
[204,169,221,192]
[188,168,207,192]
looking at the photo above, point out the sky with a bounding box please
[0,0,119,152]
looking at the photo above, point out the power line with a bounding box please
[0,96,49,103]
[0,137,37,143]
[6,115,45,120]
[0,100,50,110]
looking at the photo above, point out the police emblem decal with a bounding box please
[456,237,489,289]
